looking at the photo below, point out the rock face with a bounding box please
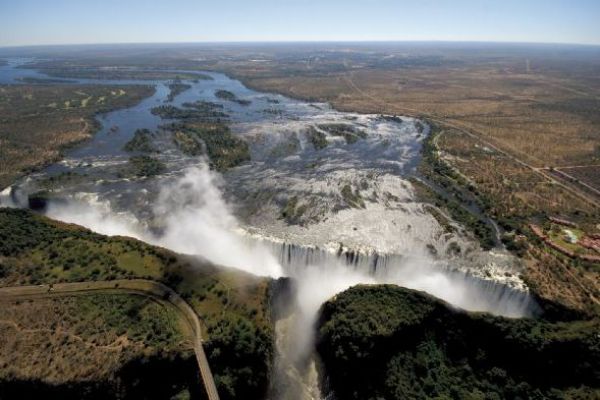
[316,285,599,400]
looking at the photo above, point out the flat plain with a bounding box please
[0,84,154,189]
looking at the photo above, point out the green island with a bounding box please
[306,126,328,150]
[167,122,250,171]
[151,103,228,122]
[166,79,192,102]
[36,171,90,190]
[17,76,76,84]
[17,60,213,81]
[317,123,367,144]
[150,99,249,170]
[123,128,157,153]
[280,195,309,225]
[0,207,274,400]
[215,89,252,106]
[127,155,166,177]
[317,285,599,400]
[182,100,229,119]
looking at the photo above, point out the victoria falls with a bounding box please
[0,43,598,400]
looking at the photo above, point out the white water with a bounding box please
[0,166,540,399]
[261,237,537,400]
[0,61,539,399]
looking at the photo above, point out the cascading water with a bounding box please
[258,239,539,317]
[251,235,539,400]
[0,60,542,400]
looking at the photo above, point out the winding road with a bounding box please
[0,279,220,400]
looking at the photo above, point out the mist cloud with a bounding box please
[46,165,283,278]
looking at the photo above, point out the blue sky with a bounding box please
[1,0,599,47]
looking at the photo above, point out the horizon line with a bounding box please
[2,39,600,50]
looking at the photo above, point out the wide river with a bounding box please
[1,58,539,399]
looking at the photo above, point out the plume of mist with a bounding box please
[153,166,283,277]
[47,193,145,238]
[27,163,533,399]
[46,165,283,278]
[39,164,532,319]
[285,261,376,364]
[34,163,533,319]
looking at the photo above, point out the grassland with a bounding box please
[0,208,273,400]
[0,294,186,379]
[0,294,200,400]
[416,123,599,315]
[0,84,154,189]
[553,165,600,197]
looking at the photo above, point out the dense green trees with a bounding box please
[204,317,273,400]
[123,129,156,153]
[128,155,166,177]
[0,208,274,399]
[169,123,250,171]
[317,123,367,144]
[317,285,599,400]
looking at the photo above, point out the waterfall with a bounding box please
[254,237,540,318]
[255,234,540,400]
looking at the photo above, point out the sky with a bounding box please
[1,0,599,47]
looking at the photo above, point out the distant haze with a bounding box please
[1,0,599,47]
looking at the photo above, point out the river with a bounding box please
[0,59,539,399]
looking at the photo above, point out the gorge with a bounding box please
[0,59,543,399]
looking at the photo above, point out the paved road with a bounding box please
[0,279,220,400]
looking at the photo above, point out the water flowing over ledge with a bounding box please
[244,233,540,318]
[0,59,544,399]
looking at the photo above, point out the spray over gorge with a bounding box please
[0,61,541,399]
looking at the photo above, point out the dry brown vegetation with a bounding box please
[434,128,599,313]
[0,84,154,189]
[437,129,595,224]
[217,54,600,168]
[0,294,189,383]
[557,165,600,193]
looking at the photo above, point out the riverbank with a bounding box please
[0,84,155,190]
